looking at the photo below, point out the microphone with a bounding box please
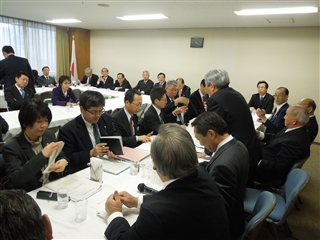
[137,183,158,195]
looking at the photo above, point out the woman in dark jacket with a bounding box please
[52,75,79,106]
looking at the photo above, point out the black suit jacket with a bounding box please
[97,76,114,89]
[0,55,35,92]
[188,89,208,120]
[105,166,230,240]
[247,93,274,114]
[112,108,141,148]
[2,130,68,192]
[140,105,164,135]
[0,115,9,142]
[37,75,57,87]
[133,79,154,94]
[81,74,99,87]
[4,85,35,111]
[111,79,132,91]
[153,81,166,88]
[255,126,310,186]
[207,87,261,169]
[58,114,119,174]
[200,138,249,240]
[264,103,289,134]
[307,116,318,143]
[176,85,191,98]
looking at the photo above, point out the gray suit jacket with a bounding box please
[37,75,57,87]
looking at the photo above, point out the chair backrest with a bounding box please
[284,168,310,210]
[241,191,276,240]
[47,125,61,134]
[40,91,52,101]
[292,155,310,169]
[73,89,81,98]
[43,98,52,105]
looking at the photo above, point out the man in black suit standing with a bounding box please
[112,89,152,148]
[188,79,208,120]
[104,124,230,240]
[133,70,154,95]
[255,105,310,187]
[59,91,119,174]
[97,67,114,89]
[139,87,167,135]
[298,98,318,143]
[79,67,98,87]
[248,80,274,114]
[192,111,249,240]
[153,72,166,88]
[4,71,35,111]
[176,77,191,98]
[37,66,57,87]
[205,69,261,187]
[0,46,35,91]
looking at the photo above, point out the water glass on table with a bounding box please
[57,188,69,209]
[75,199,88,222]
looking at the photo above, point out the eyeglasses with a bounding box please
[86,108,105,116]
[273,94,286,98]
[131,102,142,107]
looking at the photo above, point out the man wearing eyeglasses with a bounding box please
[112,89,153,148]
[59,90,119,174]
[256,87,289,134]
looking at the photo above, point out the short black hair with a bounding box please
[2,45,14,54]
[124,89,141,103]
[200,79,206,87]
[58,75,71,85]
[0,189,46,240]
[150,87,166,104]
[157,72,166,78]
[277,87,289,96]
[15,71,30,79]
[80,90,105,110]
[117,73,125,78]
[19,99,52,132]
[176,77,184,84]
[42,66,49,71]
[191,111,228,136]
[32,69,39,78]
[257,81,269,89]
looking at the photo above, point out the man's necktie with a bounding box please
[260,96,263,103]
[92,124,100,145]
[179,90,182,97]
[20,88,25,99]
[177,113,184,124]
[202,96,206,103]
[159,113,164,124]
[129,116,134,136]
[270,108,277,121]
[87,77,90,84]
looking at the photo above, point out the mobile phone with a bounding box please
[36,190,57,201]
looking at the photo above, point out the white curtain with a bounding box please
[0,16,56,77]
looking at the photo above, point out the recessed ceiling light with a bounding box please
[97,3,109,7]
[117,14,168,21]
[46,19,82,23]
[234,6,318,16]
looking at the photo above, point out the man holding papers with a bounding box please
[112,89,152,148]
[59,91,119,174]
[104,124,230,240]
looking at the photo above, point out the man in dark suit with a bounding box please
[153,72,166,88]
[79,67,98,87]
[4,71,35,111]
[255,105,310,187]
[192,112,249,240]
[188,79,208,120]
[139,87,167,135]
[133,70,154,94]
[97,67,114,89]
[111,73,132,91]
[256,87,289,134]
[0,114,9,179]
[205,69,261,187]
[163,80,189,124]
[104,124,230,240]
[298,98,318,143]
[176,77,191,98]
[0,46,35,91]
[59,91,119,174]
[112,89,152,148]
[248,80,274,113]
[37,66,57,87]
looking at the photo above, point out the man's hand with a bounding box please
[256,130,261,137]
[42,141,64,158]
[49,84,55,88]
[105,191,123,216]
[138,135,151,143]
[119,191,138,208]
[203,101,207,111]
[249,107,255,112]
[174,106,188,115]
[66,102,73,107]
[146,131,153,137]
[256,108,267,121]
[90,143,110,157]
[174,97,189,106]
[50,159,68,172]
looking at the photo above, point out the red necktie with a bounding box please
[130,116,134,136]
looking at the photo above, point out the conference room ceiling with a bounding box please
[1,0,319,30]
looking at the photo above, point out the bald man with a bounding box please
[298,98,318,143]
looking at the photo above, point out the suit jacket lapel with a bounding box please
[18,132,38,163]
[76,116,93,149]
[13,86,23,100]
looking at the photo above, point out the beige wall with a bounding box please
[91,27,320,143]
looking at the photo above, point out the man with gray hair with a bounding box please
[298,97,318,143]
[205,69,261,187]
[104,124,230,240]
[79,67,98,87]
[255,105,310,186]
[133,70,154,94]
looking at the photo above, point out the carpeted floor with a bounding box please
[256,143,320,240]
